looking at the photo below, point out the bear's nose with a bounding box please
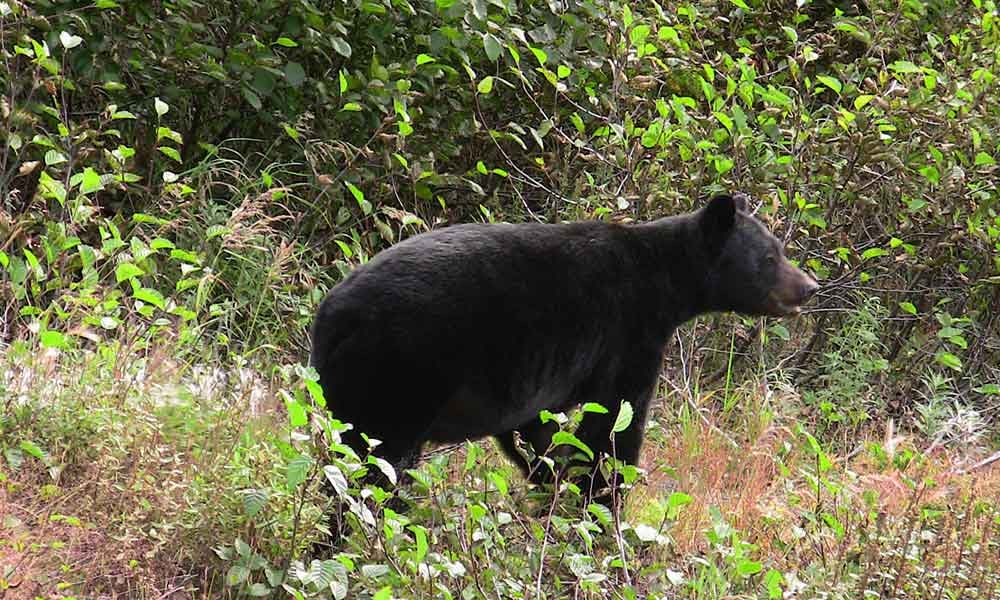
[800,279,820,302]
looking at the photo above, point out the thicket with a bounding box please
[2,0,1000,597]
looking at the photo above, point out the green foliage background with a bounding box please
[4,0,998,412]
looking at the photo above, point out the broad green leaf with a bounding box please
[551,431,593,460]
[935,351,962,371]
[339,70,349,93]
[286,454,313,489]
[242,488,270,518]
[40,330,68,350]
[529,46,547,65]
[629,25,651,46]
[80,167,103,194]
[285,397,307,427]
[483,34,502,62]
[477,76,494,94]
[854,94,874,109]
[612,401,633,433]
[816,75,842,94]
[115,262,144,282]
[275,36,297,47]
[409,525,428,562]
[285,61,306,87]
[154,97,169,117]
[899,301,917,315]
[331,37,352,58]
[416,54,435,65]
[59,31,83,49]
[158,146,182,163]
[974,152,996,166]
[736,559,762,576]
[134,287,165,309]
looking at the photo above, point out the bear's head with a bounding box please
[698,193,819,318]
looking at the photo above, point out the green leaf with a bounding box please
[736,558,762,576]
[370,456,397,485]
[275,36,297,47]
[765,569,784,599]
[667,491,693,515]
[728,0,751,9]
[285,397,307,427]
[323,465,349,497]
[935,351,962,371]
[80,167,103,194]
[158,146,182,163]
[816,75,842,94]
[19,440,47,462]
[285,454,313,489]
[242,488,270,518]
[339,70,349,94]
[899,301,917,315]
[342,102,362,112]
[416,53,435,66]
[154,97,169,117]
[373,588,392,600]
[285,61,306,87]
[331,37,352,58]
[629,25,651,47]
[477,76,494,94]
[115,262,144,282]
[41,330,68,349]
[974,152,996,166]
[769,323,790,341]
[612,401,633,433]
[344,181,364,205]
[484,34,502,62]
[861,247,888,260]
[529,46,547,65]
[588,502,612,527]
[44,150,67,166]
[581,402,609,414]
[409,525,428,562]
[37,172,67,204]
[973,384,1000,395]
[919,165,940,185]
[242,86,263,110]
[59,31,83,49]
[854,94,875,109]
[551,431,593,460]
[134,287,165,309]
[226,565,250,587]
[889,60,922,74]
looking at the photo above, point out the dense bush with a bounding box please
[3,0,998,421]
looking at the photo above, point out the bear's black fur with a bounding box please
[310,193,818,500]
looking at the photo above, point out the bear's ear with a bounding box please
[700,193,738,240]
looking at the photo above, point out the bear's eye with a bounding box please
[764,254,777,264]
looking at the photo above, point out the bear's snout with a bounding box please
[766,262,819,316]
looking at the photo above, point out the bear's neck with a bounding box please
[629,215,711,332]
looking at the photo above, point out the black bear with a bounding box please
[310,193,817,501]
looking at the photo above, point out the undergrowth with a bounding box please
[2,340,998,599]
